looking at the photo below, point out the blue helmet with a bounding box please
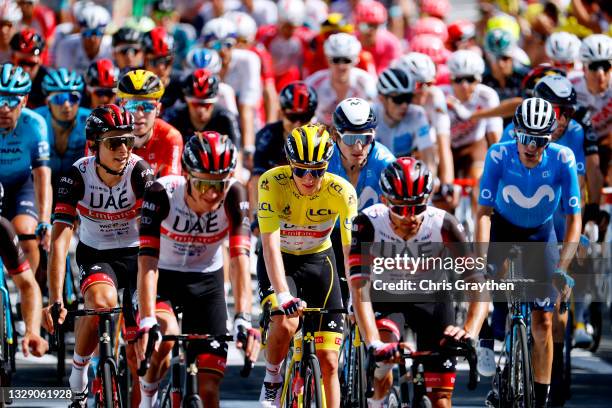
[332,98,377,133]
[0,63,32,95]
[42,68,85,95]
[185,47,222,73]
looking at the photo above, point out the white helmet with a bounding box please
[545,32,581,63]
[579,34,612,63]
[394,52,436,83]
[202,17,237,44]
[278,0,305,26]
[0,1,22,24]
[224,11,257,42]
[447,50,485,78]
[324,33,361,60]
[78,4,111,30]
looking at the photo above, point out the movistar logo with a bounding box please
[490,145,508,164]
[502,185,555,209]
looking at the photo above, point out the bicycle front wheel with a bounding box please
[100,359,122,408]
[509,322,534,408]
[303,355,324,408]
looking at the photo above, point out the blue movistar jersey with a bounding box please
[0,108,49,189]
[327,142,396,211]
[34,106,90,180]
[479,141,580,228]
[501,119,586,175]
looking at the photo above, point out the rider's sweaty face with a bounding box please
[584,65,611,94]
[0,97,24,129]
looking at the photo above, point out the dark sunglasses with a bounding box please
[331,57,354,65]
[516,132,551,148]
[388,93,413,105]
[115,45,142,56]
[82,28,105,38]
[49,92,81,106]
[189,176,229,193]
[292,165,327,178]
[552,104,575,119]
[285,112,312,123]
[452,76,478,84]
[101,136,135,151]
[0,95,24,109]
[389,203,427,217]
[587,60,611,72]
[90,87,117,98]
[16,59,39,68]
[339,131,374,146]
[148,55,173,67]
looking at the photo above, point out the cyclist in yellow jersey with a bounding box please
[257,123,357,407]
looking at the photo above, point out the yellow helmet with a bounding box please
[486,13,520,42]
[320,13,354,35]
[285,124,334,167]
[117,69,165,100]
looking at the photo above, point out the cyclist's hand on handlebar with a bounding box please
[135,317,161,363]
[35,222,52,252]
[369,341,412,363]
[234,313,262,363]
[42,302,67,334]
[553,268,574,301]
[22,331,49,357]
[443,325,472,343]
[276,292,305,318]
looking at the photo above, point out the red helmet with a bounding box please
[85,104,134,142]
[447,20,476,45]
[355,1,387,25]
[182,68,219,100]
[410,34,450,64]
[10,28,46,56]
[380,157,434,202]
[142,27,174,57]
[85,59,119,88]
[182,131,237,175]
[411,17,448,43]
[279,81,318,115]
[420,0,450,20]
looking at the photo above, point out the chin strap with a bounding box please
[95,151,127,176]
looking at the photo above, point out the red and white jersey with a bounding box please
[139,176,251,273]
[304,67,377,125]
[570,74,612,140]
[53,154,155,250]
[422,85,451,139]
[441,83,503,148]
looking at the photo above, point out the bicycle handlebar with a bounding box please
[270,307,347,317]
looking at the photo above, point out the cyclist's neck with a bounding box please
[95,158,125,187]
[134,129,154,148]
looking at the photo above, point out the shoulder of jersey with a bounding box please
[371,142,395,164]
[261,165,291,186]
[231,47,260,63]
[324,172,357,197]
[155,118,181,138]
[77,108,92,122]
[21,107,46,126]
[304,69,329,86]
[566,119,584,134]
[475,83,498,99]
[548,143,576,166]
[156,174,184,192]
[362,203,387,219]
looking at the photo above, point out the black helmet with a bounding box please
[533,74,576,107]
[182,131,237,175]
[112,27,143,47]
[86,104,135,142]
[279,81,318,115]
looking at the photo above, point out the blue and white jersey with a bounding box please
[479,141,581,228]
[34,106,90,180]
[0,108,49,189]
[327,142,396,211]
[373,103,434,157]
[501,119,586,176]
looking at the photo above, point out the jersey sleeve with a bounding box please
[430,88,451,136]
[257,171,280,234]
[139,181,170,258]
[348,213,375,282]
[237,52,262,106]
[338,182,358,247]
[29,111,50,168]
[131,159,155,201]
[414,109,434,151]
[157,127,183,177]
[478,145,504,208]
[224,182,251,257]
[0,217,30,275]
[53,165,84,226]
[483,90,503,135]
[253,126,271,176]
[500,123,514,143]
[572,124,586,176]
[219,110,243,149]
[559,148,581,215]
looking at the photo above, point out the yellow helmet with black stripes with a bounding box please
[285,124,334,167]
[117,69,165,100]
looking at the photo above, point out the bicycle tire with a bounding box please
[338,330,352,408]
[282,357,298,408]
[354,342,367,408]
[563,309,573,403]
[100,359,122,408]
[0,294,11,387]
[159,381,172,408]
[588,302,603,353]
[303,355,324,408]
[181,394,203,408]
[385,386,401,408]
[509,322,534,408]
[117,345,131,408]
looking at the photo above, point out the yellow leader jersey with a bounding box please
[257,166,358,255]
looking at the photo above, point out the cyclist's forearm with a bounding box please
[229,254,252,314]
[263,82,279,123]
[471,97,522,121]
[485,131,500,147]
[421,146,437,180]
[138,255,159,318]
[475,206,492,254]
[13,270,43,335]
[586,155,603,205]
[559,213,582,271]
[436,133,454,185]
[248,175,260,221]
[261,231,290,294]
[350,281,380,345]
[47,224,71,302]
[239,104,255,149]
[464,301,488,339]
[33,166,52,222]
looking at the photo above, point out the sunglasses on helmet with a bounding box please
[330,56,354,65]
[587,60,611,72]
[49,92,81,106]
[291,165,327,178]
[387,93,413,105]
[284,111,313,123]
[339,131,374,146]
[452,76,478,84]
[189,175,229,193]
[100,135,135,151]
[0,95,24,110]
[90,87,117,98]
[123,100,158,113]
[82,28,105,38]
[389,203,427,217]
[515,131,551,148]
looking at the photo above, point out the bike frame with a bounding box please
[0,259,14,349]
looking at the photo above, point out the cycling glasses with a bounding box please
[100,135,135,151]
[90,87,117,98]
[291,165,327,178]
[552,104,575,119]
[206,38,236,51]
[189,175,229,193]
[516,131,551,148]
[284,112,313,123]
[587,60,611,72]
[115,45,142,56]
[496,55,512,62]
[0,95,24,109]
[452,76,478,84]
[49,92,81,106]
[185,97,215,108]
[387,93,413,105]
[331,57,354,65]
[389,203,427,217]
[82,28,105,38]
[15,59,39,68]
[339,131,375,146]
[123,100,158,113]
[148,55,173,68]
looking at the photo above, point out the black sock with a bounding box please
[534,382,550,408]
